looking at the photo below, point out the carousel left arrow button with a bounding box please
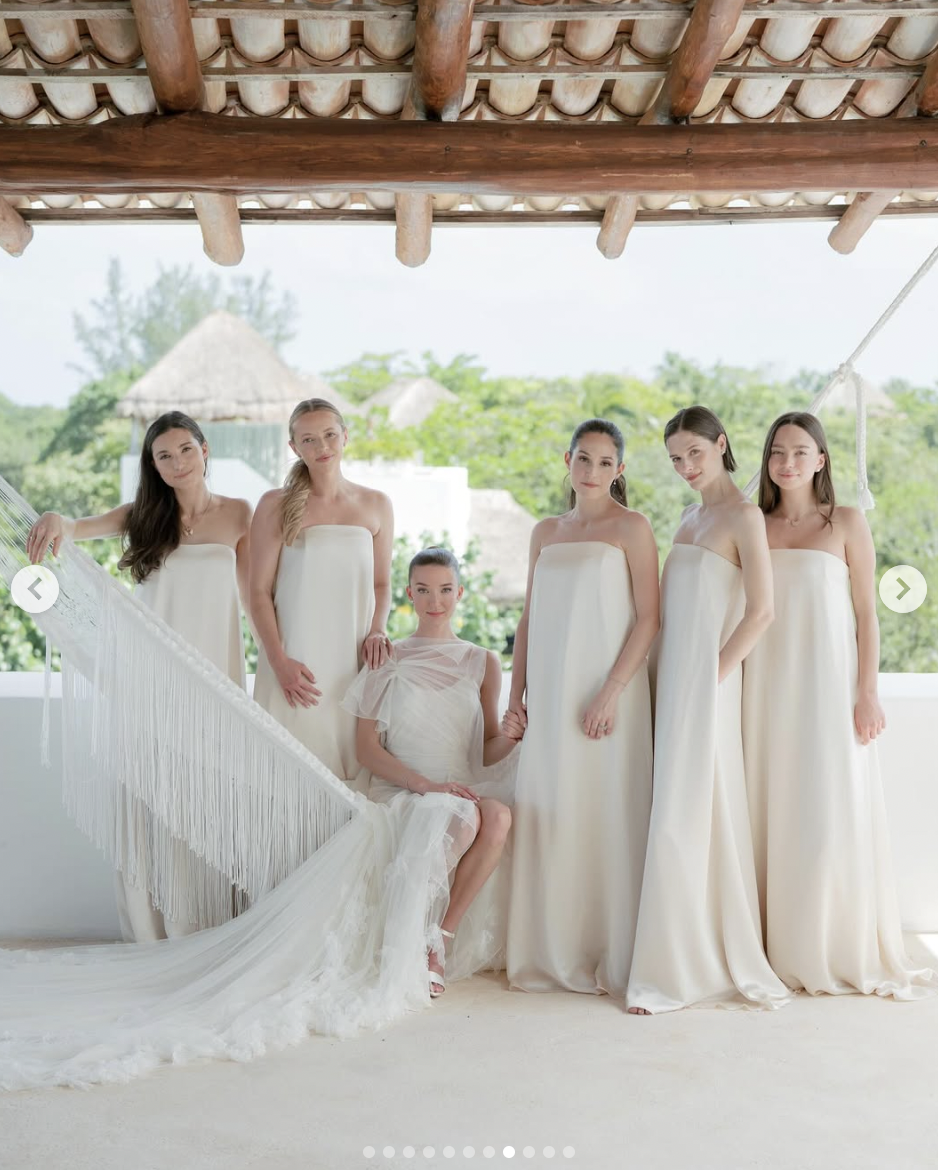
[10,565,60,614]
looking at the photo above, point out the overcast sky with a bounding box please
[1,215,936,409]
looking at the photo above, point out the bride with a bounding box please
[0,547,516,1092]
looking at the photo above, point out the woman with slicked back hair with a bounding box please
[744,412,936,1000]
[505,419,659,1000]
[627,405,790,1015]
[250,398,393,789]
[26,410,253,942]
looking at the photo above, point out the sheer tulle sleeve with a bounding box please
[341,660,399,732]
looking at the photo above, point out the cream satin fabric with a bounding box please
[507,542,653,998]
[744,549,937,999]
[627,544,790,1013]
[254,525,375,787]
[117,544,247,943]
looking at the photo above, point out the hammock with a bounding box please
[0,474,364,923]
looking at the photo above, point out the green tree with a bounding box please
[0,393,63,492]
[73,259,298,379]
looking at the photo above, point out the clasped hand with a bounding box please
[274,657,321,709]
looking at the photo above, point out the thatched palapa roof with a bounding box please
[117,311,329,423]
[468,489,536,604]
[362,377,458,430]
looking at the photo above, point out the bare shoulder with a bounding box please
[832,505,868,534]
[217,495,253,525]
[533,516,561,542]
[616,506,655,541]
[253,489,285,529]
[732,499,767,534]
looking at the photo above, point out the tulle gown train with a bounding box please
[626,545,790,1013]
[0,643,512,1091]
[507,542,653,998]
[743,549,937,999]
[117,544,246,941]
[254,525,374,787]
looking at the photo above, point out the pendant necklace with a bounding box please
[182,492,213,537]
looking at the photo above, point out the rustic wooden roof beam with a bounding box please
[129,0,242,265]
[3,113,938,195]
[395,0,474,267]
[0,196,33,258]
[829,53,938,254]
[599,0,746,257]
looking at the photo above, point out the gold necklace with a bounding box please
[181,492,213,537]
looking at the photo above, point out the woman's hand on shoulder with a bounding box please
[363,630,393,670]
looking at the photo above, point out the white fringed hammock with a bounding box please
[0,474,365,924]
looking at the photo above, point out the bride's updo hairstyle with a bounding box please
[568,418,628,508]
[118,410,207,584]
[663,405,737,472]
[758,411,836,525]
[408,546,461,584]
[281,398,346,546]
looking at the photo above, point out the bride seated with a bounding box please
[344,546,518,998]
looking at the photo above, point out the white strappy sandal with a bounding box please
[429,928,456,999]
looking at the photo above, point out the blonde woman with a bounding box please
[250,399,393,786]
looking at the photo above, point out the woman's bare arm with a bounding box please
[717,505,775,683]
[481,650,518,765]
[355,718,478,800]
[27,504,131,563]
[842,508,886,743]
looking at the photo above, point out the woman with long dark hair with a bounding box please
[744,412,936,999]
[626,405,790,1015]
[26,410,252,941]
[505,418,659,999]
[250,398,393,788]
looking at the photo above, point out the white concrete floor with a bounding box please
[3,939,938,1170]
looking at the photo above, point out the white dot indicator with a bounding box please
[563,1149,575,1159]
[383,1149,395,1159]
[403,1148,415,1159]
[523,1150,535,1160]
[504,1149,516,1159]
[483,1148,495,1159]
[423,1149,435,1159]
[443,1149,455,1159]
[363,1148,375,1160]
[462,1148,474,1159]
[544,1148,555,1159]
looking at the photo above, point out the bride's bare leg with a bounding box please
[441,799,512,934]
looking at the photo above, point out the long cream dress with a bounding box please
[743,548,937,999]
[626,544,791,1013]
[117,543,246,942]
[507,542,653,998]
[253,525,375,787]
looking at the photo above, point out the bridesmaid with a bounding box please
[251,398,393,787]
[626,405,790,1015]
[26,410,252,941]
[505,418,658,999]
[744,411,937,998]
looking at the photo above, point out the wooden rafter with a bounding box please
[829,53,938,254]
[3,114,938,195]
[395,0,475,267]
[0,196,32,258]
[129,0,242,265]
[598,0,746,257]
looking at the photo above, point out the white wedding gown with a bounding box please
[743,549,937,999]
[253,525,374,787]
[507,542,653,998]
[627,544,791,1013]
[0,640,511,1091]
[117,544,246,941]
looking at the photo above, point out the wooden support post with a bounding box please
[130,0,243,264]
[598,0,745,256]
[829,52,938,252]
[3,113,938,195]
[394,0,475,267]
[0,196,32,257]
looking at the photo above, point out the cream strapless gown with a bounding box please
[117,544,246,942]
[507,542,653,998]
[743,548,937,999]
[627,544,790,1013]
[253,525,375,787]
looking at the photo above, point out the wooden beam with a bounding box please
[0,196,33,257]
[647,0,748,123]
[129,0,243,265]
[395,191,433,266]
[597,195,639,259]
[827,52,938,252]
[3,113,938,195]
[129,0,203,113]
